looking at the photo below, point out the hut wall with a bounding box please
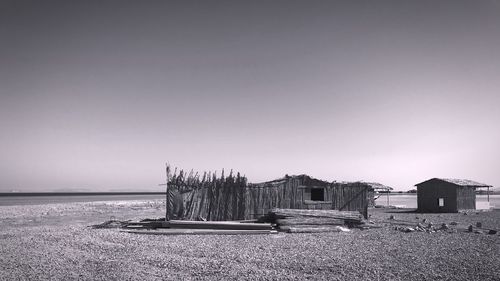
[244,177,368,219]
[168,172,247,221]
[244,176,304,219]
[170,175,370,220]
[367,189,376,207]
[456,186,476,210]
[330,182,369,217]
[417,180,458,212]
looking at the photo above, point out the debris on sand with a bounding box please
[395,222,456,234]
[264,208,365,233]
[90,220,130,229]
[92,218,276,235]
[395,226,415,233]
[440,223,449,230]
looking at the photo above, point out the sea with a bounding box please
[0,193,166,206]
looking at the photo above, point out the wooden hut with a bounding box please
[247,175,370,219]
[415,178,491,213]
[165,167,371,220]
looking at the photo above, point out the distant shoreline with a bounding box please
[0,192,166,197]
[1,191,497,197]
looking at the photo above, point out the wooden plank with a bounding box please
[276,217,345,226]
[271,208,362,221]
[123,229,278,235]
[165,220,274,230]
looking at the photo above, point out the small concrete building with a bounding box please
[415,178,491,213]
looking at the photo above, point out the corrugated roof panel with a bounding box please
[438,178,491,187]
[415,178,491,187]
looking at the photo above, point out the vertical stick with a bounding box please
[165,163,170,221]
[362,186,368,219]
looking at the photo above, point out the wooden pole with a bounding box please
[386,191,390,206]
[165,163,170,221]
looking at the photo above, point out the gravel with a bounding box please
[1,202,499,280]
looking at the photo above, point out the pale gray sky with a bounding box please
[1,0,499,191]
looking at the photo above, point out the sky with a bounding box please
[1,0,500,192]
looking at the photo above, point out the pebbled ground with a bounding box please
[0,201,499,281]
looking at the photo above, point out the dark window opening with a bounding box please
[310,188,325,201]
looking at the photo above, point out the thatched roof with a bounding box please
[415,178,491,188]
[250,174,330,187]
[251,176,394,190]
[330,181,393,191]
[362,182,394,191]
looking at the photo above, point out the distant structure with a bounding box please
[415,178,491,213]
[362,182,393,207]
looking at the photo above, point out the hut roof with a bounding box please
[250,174,329,187]
[362,182,394,191]
[415,178,491,188]
[330,181,392,190]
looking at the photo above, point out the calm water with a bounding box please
[375,194,500,209]
[0,194,166,206]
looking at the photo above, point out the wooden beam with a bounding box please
[122,229,278,235]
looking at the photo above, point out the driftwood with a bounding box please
[267,208,364,233]
[271,208,362,222]
[90,220,130,229]
[280,225,350,233]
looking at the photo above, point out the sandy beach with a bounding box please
[1,200,499,281]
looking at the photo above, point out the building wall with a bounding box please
[245,175,332,219]
[331,182,369,215]
[367,189,376,207]
[170,175,370,220]
[246,177,369,219]
[417,180,458,212]
[456,186,476,210]
[166,172,247,221]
